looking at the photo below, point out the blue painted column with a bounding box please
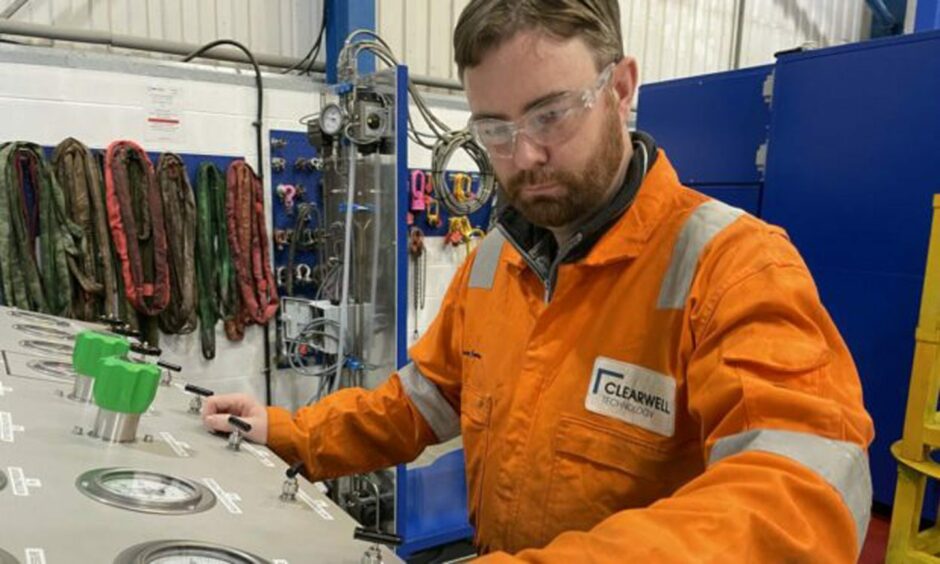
[916,0,940,31]
[325,0,376,83]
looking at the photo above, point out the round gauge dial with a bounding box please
[102,476,194,503]
[150,556,231,564]
[319,103,345,136]
[76,468,216,515]
[114,541,270,564]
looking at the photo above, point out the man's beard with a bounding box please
[501,103,625,229]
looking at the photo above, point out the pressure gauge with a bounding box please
[319,103,346,136]
[114,540,270,564]
[0,548,17,564]
[76,468,216,515]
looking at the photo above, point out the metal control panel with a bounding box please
[0,305,400,563]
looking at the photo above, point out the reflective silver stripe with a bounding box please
[657,200,744,309]
[709,429,872,550]
[398,362,460,442]
[468,230,506,290]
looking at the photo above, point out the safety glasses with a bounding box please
[468,63,615,159]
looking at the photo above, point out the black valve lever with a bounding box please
[353,527,403,547]
[186,383,213,414]
[228,416,252,433]
[130,342,162,356]
[286,461,305,479]
[111,326,142,339]
[157,360,182,372]
[96,315,124,327]
[227,416,251,451]
[280,461,305,502]
[184,383,214,397]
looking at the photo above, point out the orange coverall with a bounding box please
[267,145,874,562]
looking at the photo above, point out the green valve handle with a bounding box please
[92,356,161,414]
[72,331,130,378]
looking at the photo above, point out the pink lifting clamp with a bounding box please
[410,170,427,212]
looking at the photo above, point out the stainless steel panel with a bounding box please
[3,351,77,385]
[0,305,399,563]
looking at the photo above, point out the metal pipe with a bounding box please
[731,0,747,70]
[1,0,30,20]
[865,0,897,26]
[411,73,462,91]
[0,20,308,68]
[0,20,464,91]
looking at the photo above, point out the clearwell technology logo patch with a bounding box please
[585,357,676,437]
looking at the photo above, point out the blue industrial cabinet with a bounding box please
[761,31,940,510]
[638,30,940,512]
[637,65,772,216]
[637,65,772,186]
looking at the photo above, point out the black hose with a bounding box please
[281,1,328,75]
[182,39,272,406]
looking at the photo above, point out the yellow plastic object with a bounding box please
[888,194,940,563]
[445,216,486,256]
[453,173,473,202]
[426,197,441,228]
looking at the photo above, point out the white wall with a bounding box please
[2,0,867,399]
[1,1,867,86]
[0,41,474,410]
[0,0,324,62]
[379,0,867,85]
[0,44,322,405]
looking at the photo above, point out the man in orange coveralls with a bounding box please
[204,1,874,561]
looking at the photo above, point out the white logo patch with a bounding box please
[585,357,676,437]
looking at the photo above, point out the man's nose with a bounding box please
[512,132,549,170]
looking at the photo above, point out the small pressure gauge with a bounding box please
[113,540,271,564]
[319,103,346,136]
[76,468,216,515]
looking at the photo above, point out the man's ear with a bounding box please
[611,56,638,122]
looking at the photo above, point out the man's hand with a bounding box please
[201,393,268,444]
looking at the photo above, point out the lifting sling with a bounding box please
[156,153,197,334]
[52,137,119,321]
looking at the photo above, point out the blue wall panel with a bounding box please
[761,30,940,508]
[637,30,940,514]
[268,130,322,300]
[917,0,940,31]
[325,0,376,83]
[637,65,772,186]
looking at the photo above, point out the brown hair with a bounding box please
[454,0,623,79]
